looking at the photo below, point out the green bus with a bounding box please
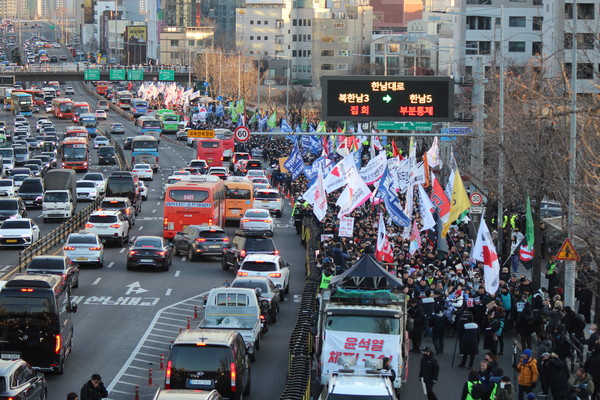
[155,109,180,134]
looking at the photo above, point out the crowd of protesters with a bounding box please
[231,130,600,400]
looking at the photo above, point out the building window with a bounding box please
[308,35,311,41]
[578,33,595,49]
[321,36,334,43]
[466,41,478,55]
[533,16,543,30]
[307,19,311,26]
[375,43,384,52]
[388,43,400,53]
[467,0,491,4]
[250,20,254,25]
[292,34,297,41]
[275,35,284,44]
[466,16,491,29]
[276,19,283,28]
[188,40,194,46]
[338,36,349,43]
[564,33,573,49]
[532,41,542,55]
[578,3,595,19]
[170,40,179,46]
[256,36,261,40]
[264,36,268,40]
[293,19,297,26]
[566,63,594,78]
[321,50,334,56]
[292,50,297,57]
[509,16,526,27]
[508,41,526,52]
[250,36,254,40]
[337,64,348,70]
[257,20,261,25]
[307,50,311,57]
[321,64,334,70]
[479,41,491,54]
[338,50,349,56]
[565,3,573,19]
[292,65,297,72]
[264,21,268,25]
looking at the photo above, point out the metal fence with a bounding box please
[16,196,104,273]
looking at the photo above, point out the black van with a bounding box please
[17,178,44,208]
[98,146,117,165]
[165,329,251,400]
[106,171,141,214]
[0,274,77,373]
[0,197,26,221]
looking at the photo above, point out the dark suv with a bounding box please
[98,146,117,165]
[221,231,277,272]
[172,224,228,261]
[17,178,44,208]
[165,329,251,399]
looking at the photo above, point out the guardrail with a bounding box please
[17,196,104,273]
[0,65,192,73]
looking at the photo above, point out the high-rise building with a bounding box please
[201,0,245,49]
[369,0,423,32]
[0,0,27,19]
[163,0,199,27]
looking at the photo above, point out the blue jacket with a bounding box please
[332,247,351,270]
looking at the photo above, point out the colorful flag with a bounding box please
[519,196,535,266]
[267,111,277,129]
[409,220,421,255]
[426,137,442,168]
[391,140,400,157]
[442,169,471,237]
[313,169,327,221]
[417,184,436,231]
[281,118,293,132]
[324,151,358,193]
[376,213,394,263]
[379,167,411,227]
[473,219,500,295]
[430,176,451,223]
[336,173,371,218]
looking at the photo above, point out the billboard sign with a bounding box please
[321,76,454,122]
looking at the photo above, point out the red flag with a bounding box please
[391,140,400,157]
[519,245,534,262]
[430,176,450,220]
[376,213,395,263]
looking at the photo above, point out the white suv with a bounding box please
[85,210,130,246]
[319,374,398,400]
[237,254,290,297]
[253,188,284,217]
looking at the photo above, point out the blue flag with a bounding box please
[380,167,410,227]
[215,104,224,117]
[308,135,322,155]
[284,143,304,179]
[281,118,293,133]
[300,135,311,153]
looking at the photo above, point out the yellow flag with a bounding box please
[442,169,470,237]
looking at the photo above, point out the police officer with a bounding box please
[419,347,440,400]
[291,196,304,234]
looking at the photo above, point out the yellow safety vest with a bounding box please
[320,273,332,289]
[466,380,483,400]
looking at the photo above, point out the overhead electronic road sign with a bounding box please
[188,130,215,138]
[321,76,454,122]
[159,70,175,81]
[127,70,144,81]
[84,69,100,81]
[110,69,126,81]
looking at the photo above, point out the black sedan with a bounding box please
[231,276,280,323]
[123,137,134,150]
[127,236,173,271]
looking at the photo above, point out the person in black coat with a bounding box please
[80,374,108,400]
[483,310,501,355]
[547,354,570,400]
[419,347,440,400]
[430,308,449,354]
[584,344,600,400]
[408,298,426,352]
[458,312,479,369]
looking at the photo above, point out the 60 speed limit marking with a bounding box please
[234,126,251,142]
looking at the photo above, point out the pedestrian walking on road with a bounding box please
[458,312,479,369]
[418,347,439,400]
[80,374,108,400]
[515,349,538,400]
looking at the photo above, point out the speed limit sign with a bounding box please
[234,126,251,142]
[470,192,483,206]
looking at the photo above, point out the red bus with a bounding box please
[163,176,225,239]
[52,98,74,119]
[64,126,89,143]
[60,137,89,171]
[196,139,224,167]
[72,102,90,123]
[13,89,45,106]
[215,129,234,162]
[96,81,109,95]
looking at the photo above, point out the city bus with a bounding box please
[52,98,74,119]
[138,117,162,141]
[79,113,98,137]
[130,98,148,118]
[131,135,159,171]
[47,81,61,97]
[0,274,76,373]
[3,88,12,111]
[155,109,180,133]
[116,90,133,110]
[96,81,109,95]
[224,177,254,222]
[163,177,226,238]
[64,126,89,143]
[11,92,33,116]
[60,137,89,170]
[14,89,44,107]
[72,102,91,123]
[196,138,224,167]
[43,87,57,102]
[215,128,235,162]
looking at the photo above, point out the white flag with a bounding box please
[417,184,436,231]
[313,170,327,222]
[426,137,442,168]
[473,219,500,295]
[336,174,372,218]
[324,151,358,193]
[359,151,387,185]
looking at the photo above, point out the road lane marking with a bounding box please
[107,262,114,268]
[165,288,172,296]
[151,209,156,213]
[174,270,180,277]
[0,265,13,272]
[181,256,186,262]
[92,278,101,285]
[138,225,144,230]
[156,201,160,206]
[119,248,126,253]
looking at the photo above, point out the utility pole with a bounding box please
[471,56,485,184]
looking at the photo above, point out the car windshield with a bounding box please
[89,215,117,223]
[245,210,270,218]
[44,192,68,202]
[199,230,226,239]
[83,174,103,181]
[67,235,97,244]
[77,182,95,188]
[226,189,251,200]
[0,181,11,187]
[170,345,229,373]
[324,315,400,335]
[134,165,150,170]
[1,220,29,229]
[28,258,64,270]
[102,201,126,209]
[255,191,279,200]
[241,261,277,272]
[134,237,162,247]
[245,238,275,251]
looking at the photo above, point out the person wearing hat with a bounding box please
[80,373,108,400]
[537,352,551,398]
[526,393,536,400]
[545,352,569,400]
[584,344,600,400]
[419,347,439,400]
[573,367,595,398]
[495,376,514,400]
[515,349,538,400]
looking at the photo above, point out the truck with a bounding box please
[42,169,77,222]
[314,255,408,397]
[199,287,262,362]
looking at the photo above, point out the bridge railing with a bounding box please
[0,64,192,74]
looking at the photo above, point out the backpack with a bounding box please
[471,383,487,400]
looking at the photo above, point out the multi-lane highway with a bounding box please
[0,75,305,399]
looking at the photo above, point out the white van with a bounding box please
[42,190,75,222]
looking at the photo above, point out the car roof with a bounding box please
[174,329,240,346]
[31,255,66,262]
[242,254,280,262]
[255,188,278,194]
[102,197,128,202]
[328,374,396,397]
[0,359,26,376]
[233,230,272,238]
[154,389,221,400]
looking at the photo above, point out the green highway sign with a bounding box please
[158,70,175,81]
[84,69,101,81]
[110,69,126,81]
[377,121,433,131]
[127,70,144,81]
[49,25,55,30]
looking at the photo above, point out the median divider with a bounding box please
[14,196,105,276]
[103,129,131,171]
